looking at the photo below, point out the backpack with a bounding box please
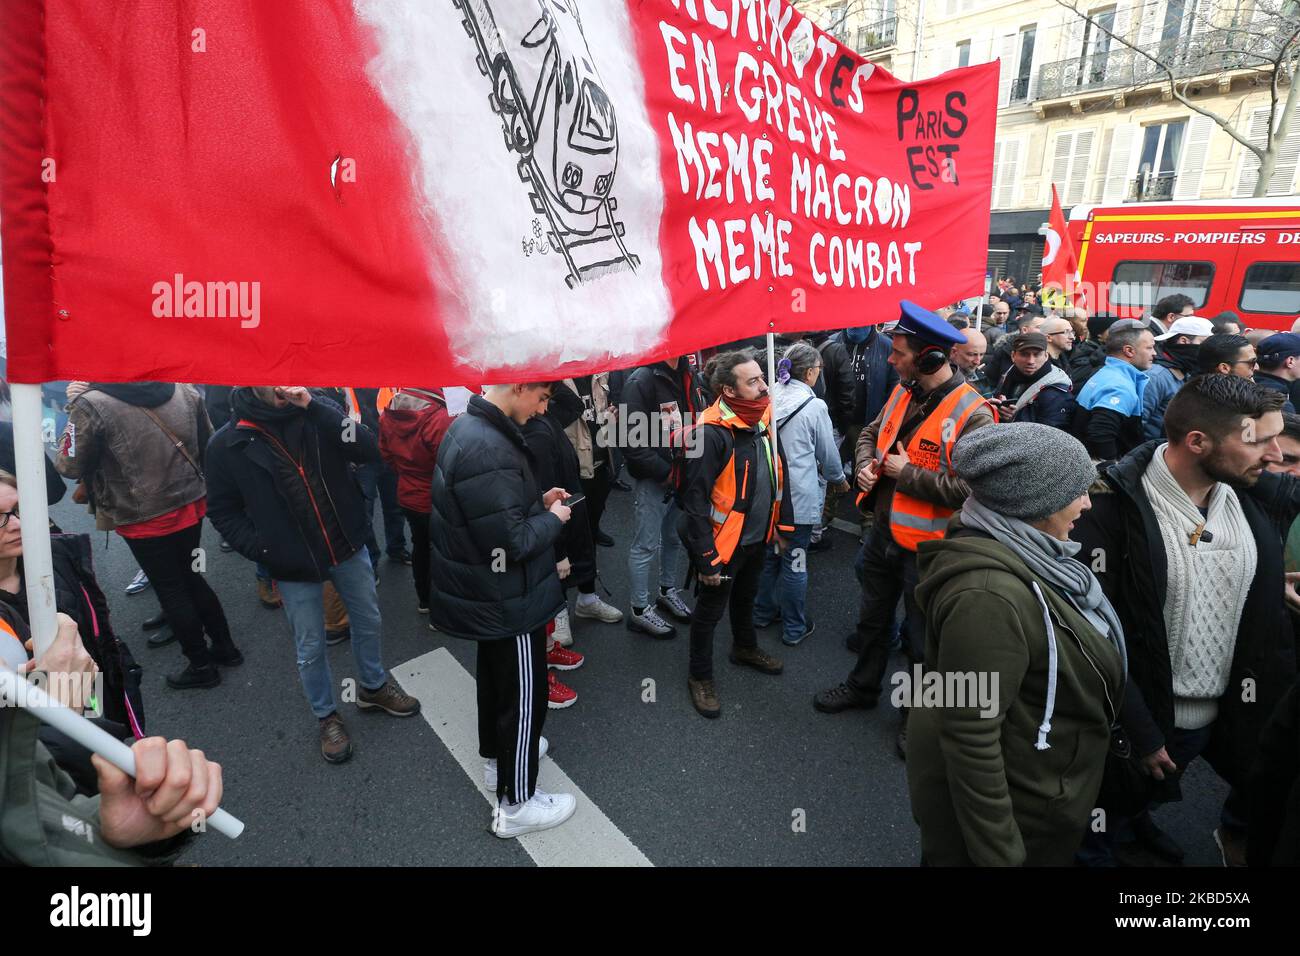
[49,534,146,736]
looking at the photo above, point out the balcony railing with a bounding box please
[1009,76,1031,102]
[856,16,897,55]
[1036,31,1265,102]
[1129,170,1177,202]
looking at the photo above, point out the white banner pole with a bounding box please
[11,383,58,658]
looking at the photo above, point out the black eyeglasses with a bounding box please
[0,506,18,529]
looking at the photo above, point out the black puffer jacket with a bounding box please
[618,361,709,483]
[1071,440,1299,798]
[428,395,565,640]
[206,394,378,582]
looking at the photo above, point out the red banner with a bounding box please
[1,0,997,386]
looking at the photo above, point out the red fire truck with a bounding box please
[1066,198,1300,330]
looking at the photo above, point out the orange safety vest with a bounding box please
[698,400,790,567]
[377,388,398,413]
[874,381,988,551]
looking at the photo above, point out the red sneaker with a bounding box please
[548,671,577,709]
[546,643,584,671]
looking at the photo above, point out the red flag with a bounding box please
[1039,183,1078,301]
[1,0,998,386]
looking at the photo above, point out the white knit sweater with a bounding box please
[1141,446,1256,730]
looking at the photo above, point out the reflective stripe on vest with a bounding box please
[700,400,784,566]
[879,381,987,552]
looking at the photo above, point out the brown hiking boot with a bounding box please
[256,578,282,609]
[319,713,352,763]
[357,681,421,717]
[687,677,721,718]
[729,645,784,675]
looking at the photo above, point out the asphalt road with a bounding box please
[47,485,1228,867]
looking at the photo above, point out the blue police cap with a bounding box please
[894,300,968,347]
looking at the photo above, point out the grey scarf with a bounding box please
[961,497,1127,683]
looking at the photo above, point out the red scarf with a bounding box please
[725,395,770,427]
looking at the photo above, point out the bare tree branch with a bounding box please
[1054,0,1275,160]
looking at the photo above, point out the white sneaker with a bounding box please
[574,595,624,624]
[483,736,549,792]
[490,789,576,838]
[552,610,573,647]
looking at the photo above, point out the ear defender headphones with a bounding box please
[915,344,948,375]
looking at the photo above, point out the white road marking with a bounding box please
[830,518,863,536]
[392,647,653,867]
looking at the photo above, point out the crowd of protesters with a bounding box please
[2,287,1300,865]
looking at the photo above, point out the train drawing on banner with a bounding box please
[454,0,640,289]
[1065,198,1300,330]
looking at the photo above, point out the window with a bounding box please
[1240,262,1300,315]
[1011,26,1036,101]
[956,40,971,68]
[1134,120,1186,200]
[1081,6,1115,85]
[1111,261,1214,307]
[826,2,848,43]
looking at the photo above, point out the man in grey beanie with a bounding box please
[909,422,1127,865]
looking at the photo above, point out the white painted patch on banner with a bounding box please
[355,0,671,373]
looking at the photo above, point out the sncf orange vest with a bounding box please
[874,381,987,551]
[698,400,788,567]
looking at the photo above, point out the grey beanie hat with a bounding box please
[953,423,1095,521]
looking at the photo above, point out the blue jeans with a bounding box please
[628,477,683,609]
[277,550,388,718]
[358,461,407,561]
[754,524,813,641]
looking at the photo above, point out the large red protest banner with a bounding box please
[0,0,997,387]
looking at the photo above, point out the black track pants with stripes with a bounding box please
[477,630,549,804]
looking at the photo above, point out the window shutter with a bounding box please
[1112,2,1132,45]
[1068,129,1094,205]
[997,139,1023,208]
[1103,123,1138,202]
[1052,132,1074,200]
[1173,113,1214,200]
[1136,0,1163,48]
[1234,107,1300,197]
[997,32,1017,107]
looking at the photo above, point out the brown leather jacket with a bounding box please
[56,384,211,528]
[854,367,995,533]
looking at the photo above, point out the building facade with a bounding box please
[797,0,1299,290]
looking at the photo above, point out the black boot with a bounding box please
[209,642,245,667]
[166,662,221,690]
[146,628,177,649]
[141,610,167,631]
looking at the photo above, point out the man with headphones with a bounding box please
[814,302,996,760]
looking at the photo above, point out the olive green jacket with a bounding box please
[0,706,185,865]
[909,518,1124,866]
